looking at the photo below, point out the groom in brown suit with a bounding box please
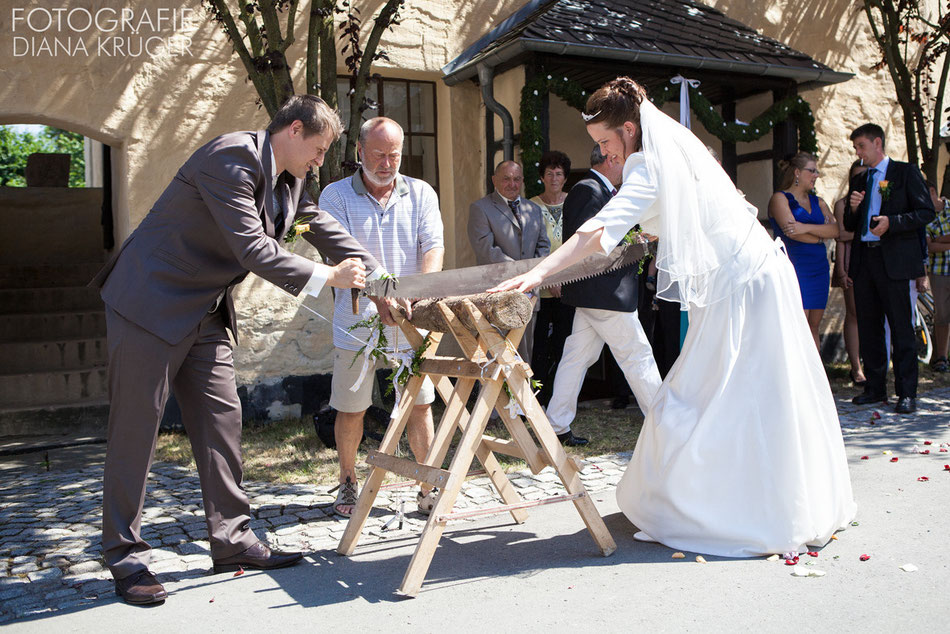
[92,95,381,605]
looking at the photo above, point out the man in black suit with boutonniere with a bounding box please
[844,123,935,414]
[545,145,662,445]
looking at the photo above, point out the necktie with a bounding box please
[864,168,876,238]
[273,183,285,238]
[508,199,522,229]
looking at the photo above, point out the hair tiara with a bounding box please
[581,110,601,123]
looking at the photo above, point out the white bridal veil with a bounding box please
[638,99,764,308]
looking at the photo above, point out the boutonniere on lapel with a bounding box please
[284,215,313,245]
[878,180,892,201]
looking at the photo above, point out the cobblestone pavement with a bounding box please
[2,388,949,623]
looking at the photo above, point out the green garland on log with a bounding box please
[520,74,819,198]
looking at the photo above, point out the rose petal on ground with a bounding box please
[918,476,929,482]
[209,597,215,603]
[891,457,899,462]
[872,411,882,420]
[924,441,932,445]
[944,465,950,471]
[672,552,686,559]
[940,448,948,452]
[860,554,871,561]
[767,554,780,561]
[233,568,244,577]
[696,556,707,564]
[861,456,869,460]
[831,535,839,540]
[807,551,818,557]
[900,563,918,572]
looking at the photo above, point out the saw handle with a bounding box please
[351,288,359,314]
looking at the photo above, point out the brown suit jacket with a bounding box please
[91,130,379,345]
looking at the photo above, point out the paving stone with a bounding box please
[269,514,298,527]
[298,508,330,521]
[27,567,63,582]
[177,541,210,555]
[11,562,39,574]
[0,585,29,601]
[67,560,103,576]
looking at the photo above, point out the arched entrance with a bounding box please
[0,117,122,434]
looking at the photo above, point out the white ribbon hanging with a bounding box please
[503,396,525,419]
[670,75,700,129]
[349,306,382,393]
[388,350,416,419]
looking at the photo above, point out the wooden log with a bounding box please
[409,291,531,333]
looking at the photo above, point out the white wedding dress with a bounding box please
[576,102,856,557]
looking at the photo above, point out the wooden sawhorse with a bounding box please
[336,297,616,596]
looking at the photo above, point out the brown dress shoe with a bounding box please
[115,569,167,605]
[212,541,303,574]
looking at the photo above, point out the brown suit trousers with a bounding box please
[101,306,256,579]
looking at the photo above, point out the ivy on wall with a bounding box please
[519,74,819,198]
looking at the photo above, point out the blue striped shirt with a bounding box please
[320,171,444,351]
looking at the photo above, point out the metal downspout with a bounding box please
[477,62,514,162]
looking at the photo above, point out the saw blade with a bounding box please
[361,242,651,300]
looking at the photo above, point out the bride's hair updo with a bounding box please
[584,77,647,129]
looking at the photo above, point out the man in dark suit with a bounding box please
[468,160,550,362]
[844,123,935,413]
[91,95,382,604]
[545,146,662,445]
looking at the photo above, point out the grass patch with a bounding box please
[154,360,946,486]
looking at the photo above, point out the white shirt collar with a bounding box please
[496,191,520,206]
[269,146,278,183]
[591,168,615,192]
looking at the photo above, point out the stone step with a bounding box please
[0,187,105,265]
[0,337,108,374]
[0,310,106,343]
[0,367,108,409]
[0,286,103,314]
[0,262,104,289]
[0,400,109,436]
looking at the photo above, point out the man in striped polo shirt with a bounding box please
[320,117,444,518]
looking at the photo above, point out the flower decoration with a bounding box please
[878,179,892,201]
[284,215,313,246]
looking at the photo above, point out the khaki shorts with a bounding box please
[329,347,435,413]
[930,274,950,326]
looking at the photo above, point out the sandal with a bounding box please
[332,476,358,518]
[417,487,440,516]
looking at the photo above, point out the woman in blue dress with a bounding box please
[768,152,839,347]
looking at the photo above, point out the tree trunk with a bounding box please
[409,292,532,334]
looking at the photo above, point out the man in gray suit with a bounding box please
[91,95,381,605]
[468,160,550,361]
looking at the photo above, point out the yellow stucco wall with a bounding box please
[1,0,944,388]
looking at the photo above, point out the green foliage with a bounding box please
[0,125,86,187]
[385,333,432,396]
[519,75,819,198]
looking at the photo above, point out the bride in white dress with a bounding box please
[493,77,856,557]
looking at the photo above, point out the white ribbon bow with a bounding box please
[670,75,700,129]
[388,350,416,419]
